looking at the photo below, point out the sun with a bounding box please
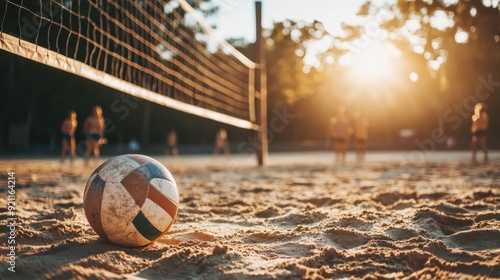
[341,41,404,104]
[348,42,393,82]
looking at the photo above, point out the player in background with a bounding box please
[329,106,351,165]
[165,129,179,158]
[213,128,230,157]
[353,112,369,163]
[471,103,488,163]
[60,110,78,163]
[84,106,106,164]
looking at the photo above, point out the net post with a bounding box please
[255,0,268,166]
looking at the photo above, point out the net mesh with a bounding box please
[0,0,256,129]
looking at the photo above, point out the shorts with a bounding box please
[61,133,73,141]
[473,130,487,137]
[88,133,101,142]
[333,138,347,144]
[166,145,177,153]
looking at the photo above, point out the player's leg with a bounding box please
[61,139,68,162]
[479,136,488,162]
[70,137,76,162]
[355,140,361,163]
[85,139,93,164]
[93,142,100,161]
[360,140,367,163]
[341,141,347,165]
[337,139,346,165]
[334,140,340,165]
[213,145,221,156]
[471,136,477,163]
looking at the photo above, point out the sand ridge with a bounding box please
[0,157,499,279]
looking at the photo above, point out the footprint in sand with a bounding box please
[413,208,474,236]
[255,206,282,218]
[242,231,291,243]
[181,231,217,242]
[326,216,375,232]
[300,197,342,207]
[373,192,417,206]
[435,203,470,216]
[270,211,329,226]
[445,229,500,251]
[474,212,500,223]
[385,227,419,241]
[324,228,370,249]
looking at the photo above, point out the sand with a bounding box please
[0,152,499,279]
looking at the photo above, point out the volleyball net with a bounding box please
[0,0,257,129]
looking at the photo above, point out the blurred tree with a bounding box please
[264,20,338,142]
[332,0,500,144]
[265,20,332,105]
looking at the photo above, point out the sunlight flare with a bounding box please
[349,42,393,81]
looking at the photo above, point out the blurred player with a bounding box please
[84,106,106,164]
[353,113,369,163]
[213,128,230,157]
[471,103,488,163]
[329,106,351,165]
[165,129,179,157]
[60,110,77,163]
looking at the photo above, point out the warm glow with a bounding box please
[342,41,407,104]
[303,35,334,69]
[455,29,469,44]
[409,72,419,82]
[349,42,392,81]
[430,10,454,31]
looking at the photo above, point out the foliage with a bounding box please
[265,20,333,105]
[254,1,499,143]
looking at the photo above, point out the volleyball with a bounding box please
[83,154,179,247]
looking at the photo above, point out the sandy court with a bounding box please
[0,151,499,279]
